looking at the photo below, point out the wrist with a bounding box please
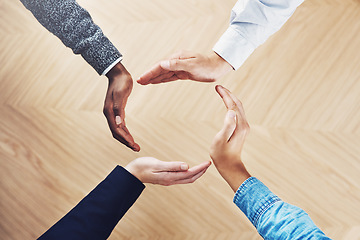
[210,51,233,74]
[216,160,251,192]
[125,163,143,183]
[106,62,129,80]
[105,63,133,90]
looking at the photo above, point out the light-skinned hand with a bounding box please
[125,157,211,186]
[137,51,233,85]
[210,85,251,192]
[104,62,140,152]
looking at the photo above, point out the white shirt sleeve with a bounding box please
[213,0,304,70]
[101,57,123,76]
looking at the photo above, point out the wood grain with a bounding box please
[1,0,359,239]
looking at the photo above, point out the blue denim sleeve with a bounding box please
[234,177,332,239]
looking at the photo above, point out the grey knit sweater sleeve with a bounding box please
[20,0,122,75]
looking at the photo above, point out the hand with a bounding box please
[137,51,233,85]
[125,157,211,186]
[104,62,140,151]
[210,85,251,192]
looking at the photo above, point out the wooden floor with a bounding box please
[1,0,360,239]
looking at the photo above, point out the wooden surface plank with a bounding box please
[1,0,359,239]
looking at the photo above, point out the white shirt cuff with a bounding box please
[101,57,123,76]
[213,27,256,70]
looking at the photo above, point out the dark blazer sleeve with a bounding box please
[38,166,145,240]
[19,0,122,75]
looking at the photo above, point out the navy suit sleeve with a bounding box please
[38,166,145,240]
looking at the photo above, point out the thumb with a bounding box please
[112,87,130,124]
[160,59,190,72]
[218,110,237,142]
[157,161,189,172]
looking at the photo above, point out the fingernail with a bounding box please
[227,110,236,119]
[115,116,121,125]
[137,80,145,85]
[160,60,170,69]
[180,164,188,170]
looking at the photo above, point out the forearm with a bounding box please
[211,86,329,238]
[234,178,331,239]
[38,166,144,240]
[213,0,304,69]
[216,160,251,192]
[20,0,122,75]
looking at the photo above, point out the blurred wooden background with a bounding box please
[1,0,360,239]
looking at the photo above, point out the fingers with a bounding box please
[215,85,237,111]
[157,161,211,186]
[137,51,196,85]
[173,168,207,185]
[104,105,137,150]
[160,58,193,73]
[214,85,250,143]
[115,124,140,151]
[221,86,247,120]
[137,60,193,85]
[214,110,237,144]
[103,105,140,151]
[112,82,131,121]
[186,161,211,175]
[216,85,247,120]
[137,63,167,85]
[140,72,177,85]
[155,161,189,172]
[172,161,211,185]
[103,93,140,152]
